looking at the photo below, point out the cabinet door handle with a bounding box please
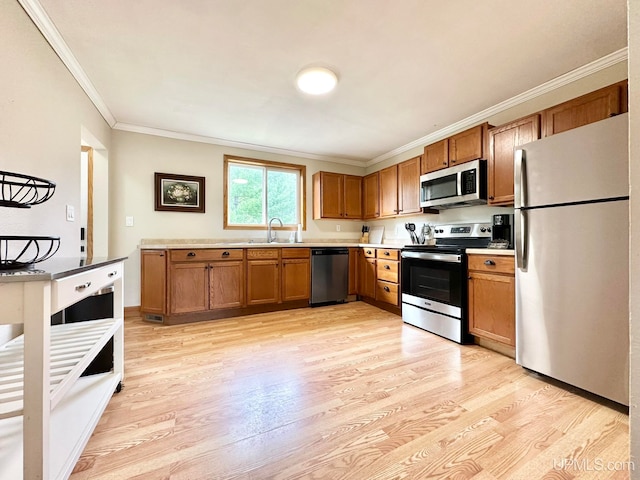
[384,265,390,270]
[159,254,164,257]
[75,281,91,291]
[187,252,196,257]
[366,250,372,254]
[488,196,494,200]
[384,251,390,256]
[222,251,230,256]
[484,259,496,266]
[384,286,390,292]
[108,271,118,277]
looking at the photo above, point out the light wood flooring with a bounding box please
[70,302,630,479]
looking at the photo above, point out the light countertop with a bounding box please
[466,248,515,256]
[0,256,127,283]
[139,240,406,250]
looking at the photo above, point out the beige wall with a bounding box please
[0,0,112,344]
[629,0,639,475]
[109,130,366,306]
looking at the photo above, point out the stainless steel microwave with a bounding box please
[420,159,487,209]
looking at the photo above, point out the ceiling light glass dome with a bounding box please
[296,67,338,95]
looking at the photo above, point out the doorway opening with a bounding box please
[80,145,94,260]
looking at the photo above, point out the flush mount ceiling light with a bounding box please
[296,67,338,95]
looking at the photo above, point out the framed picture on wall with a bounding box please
[154,172,205,213]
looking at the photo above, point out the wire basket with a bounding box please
[0,236,61,270]
[0,171,56,208]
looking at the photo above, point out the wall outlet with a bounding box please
[66,205,75,222]
[125,216,134,227]
[336,224,341,232]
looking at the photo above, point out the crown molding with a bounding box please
[18,0,117,126]
[113,123,367,166]
[367,47,629,167]
[20,0,626,168]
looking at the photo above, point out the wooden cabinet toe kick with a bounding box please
[157,299,310,325]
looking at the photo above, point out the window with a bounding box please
[224,155,306,230]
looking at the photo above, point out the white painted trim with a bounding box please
[113,122,365,166]
[17,0,116,126]
[367,47,629,167]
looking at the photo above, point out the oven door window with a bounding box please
[402,257,463,307]
[421,173,457,202]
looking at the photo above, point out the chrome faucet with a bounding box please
[267,217,283,243]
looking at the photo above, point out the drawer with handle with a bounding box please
[376,248,399,260]
[467,254,515,274]
[362,248,376,258]
[376,259,399,283]
[170,249,243,262]
[52,262,123,313]
[376,280,399,306]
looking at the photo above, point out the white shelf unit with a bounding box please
[0,260,125,480]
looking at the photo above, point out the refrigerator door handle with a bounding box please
[514,149,526,209]
[515,209,527,269]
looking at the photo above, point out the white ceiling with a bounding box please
[27,0,627,163]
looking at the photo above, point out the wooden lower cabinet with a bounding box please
[210,260,244,309]
[375,249,399,306]
[141,249,167,315]
[247,259,280,305]
[467,254,515,347]
[348,248,358,295]
[170,262,209,314]
[357,248,377,299]
[282,258,310,301]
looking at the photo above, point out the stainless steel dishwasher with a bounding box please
[310,247,349,306]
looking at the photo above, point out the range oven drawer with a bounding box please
[402,302,464,344]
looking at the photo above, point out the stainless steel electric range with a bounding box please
[401,223,491,343]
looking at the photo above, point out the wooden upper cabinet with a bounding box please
[312,171,362,219]
[379,165,399,217]
[313,171,343,219]
[542,81,627,137]
[449,124,489,166]
[397,155,422,215]
[344,174,363,219]
[488,114,540,205]
[363,172,379,219]
[422,123,490,174]
[422,139,448,174]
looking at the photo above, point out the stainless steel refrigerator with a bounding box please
[514,113,629,406]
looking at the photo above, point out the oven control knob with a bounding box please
[480,227,486,232]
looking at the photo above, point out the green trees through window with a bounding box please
[224,156,305,229]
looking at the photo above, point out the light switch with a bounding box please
[125,216,134,227]
[66,205,75,222]
[336,224,341,232]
